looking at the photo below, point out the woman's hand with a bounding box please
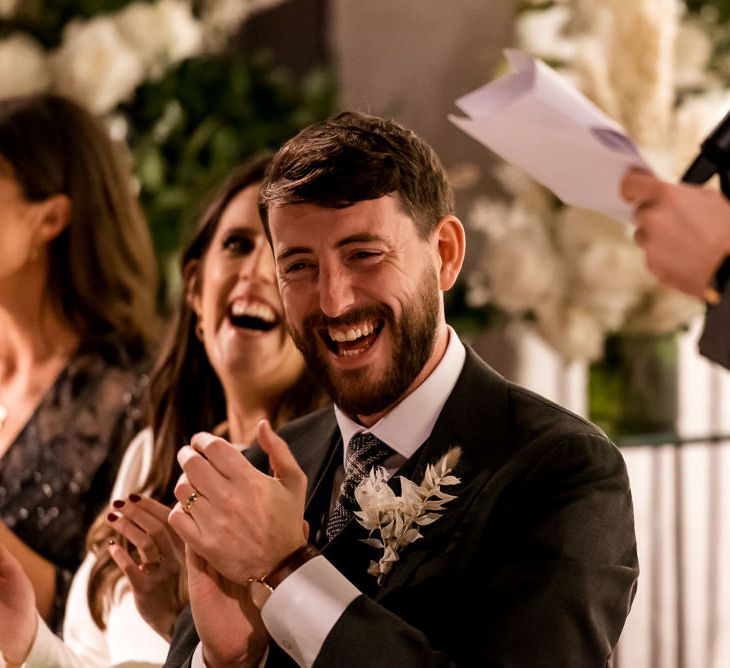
[0,541,37,664]
[106,495,186,641]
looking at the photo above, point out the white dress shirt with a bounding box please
[193,328,465,668]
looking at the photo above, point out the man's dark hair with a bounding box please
[259,111,454,240]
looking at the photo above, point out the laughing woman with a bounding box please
[0,156,327,668]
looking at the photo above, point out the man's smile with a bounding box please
[320,318,384,357]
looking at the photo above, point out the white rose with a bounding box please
[467,197,547,241]
[467,198,511,239]
[115,2,164,69]
[534,299,607,361]
[464,270,492,310]
[116,0,202,76]
[105,113,130,142]
[51,17,145,113]
[674,19,713,89]
[570,241,653,328]
[0,34,51,99]
[0,0,19,19]
[483,229,562,314]
[516,6,576,62]
[574,241,652,294]
[157,0,203,62]
[556,206,654,329]
[493,164,555,217]
[557,206,629,258]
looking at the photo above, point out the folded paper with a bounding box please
[449,49,650,222]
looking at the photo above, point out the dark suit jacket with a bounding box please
[165,346,638,667]
[699,281,730,369]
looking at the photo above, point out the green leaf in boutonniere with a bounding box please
[354,446,462,586]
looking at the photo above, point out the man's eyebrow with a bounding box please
[276,233,385,262]
[334,233,385,248]
[276,246,311,262]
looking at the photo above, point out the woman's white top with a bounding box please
[24,427,170,668]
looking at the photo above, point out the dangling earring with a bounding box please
[195,313,204,341]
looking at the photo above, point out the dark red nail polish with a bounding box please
[107,513,118,522]
[112,499,125,509]
[129,493,141,503]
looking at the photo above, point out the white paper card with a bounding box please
[449,50,650,222]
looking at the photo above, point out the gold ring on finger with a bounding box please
[184,490,200,514]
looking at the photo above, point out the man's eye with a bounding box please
[285,260,315,274]
[223,235,255,254]
[351,250,380,261]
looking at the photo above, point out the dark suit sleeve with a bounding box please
[313,433,638,668]
[163,604,197,668]
[699,282,730,369]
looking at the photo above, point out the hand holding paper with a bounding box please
[449,50,651,222]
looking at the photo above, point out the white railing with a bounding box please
[615,437,730,668]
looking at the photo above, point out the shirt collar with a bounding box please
[334,326,465,460]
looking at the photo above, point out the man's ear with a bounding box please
[35,194,71,243]
[183,259,202,314]
[432,215,465,291]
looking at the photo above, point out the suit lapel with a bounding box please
[255,346,516,598]
[283,407,340,500]
[357,346,515,598]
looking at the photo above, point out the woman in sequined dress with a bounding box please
[0,94,157,632]
[0,156,328,667]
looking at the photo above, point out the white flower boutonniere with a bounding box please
[354,446,462,586]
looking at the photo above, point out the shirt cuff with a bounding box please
[261,555,360,667]
[23,612,81,668]
[192,641,269,668]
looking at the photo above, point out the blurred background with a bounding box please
[3,0,730,665]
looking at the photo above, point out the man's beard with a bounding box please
[288,266,440,417]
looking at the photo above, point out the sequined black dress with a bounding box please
[0,343,148,631]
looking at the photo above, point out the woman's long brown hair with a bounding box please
[0,94,157,353]
[86,155,328,628]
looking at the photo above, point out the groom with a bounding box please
[165,112,638,667]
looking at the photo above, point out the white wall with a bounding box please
[329,0,515,222]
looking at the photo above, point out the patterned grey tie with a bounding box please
[325,432,393,542]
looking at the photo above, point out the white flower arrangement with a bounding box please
[354,447,462,586]
[0,34,51,100]
[0,0,283,114]
[465,0,730,361]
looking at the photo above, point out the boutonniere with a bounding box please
[354,446,462,586]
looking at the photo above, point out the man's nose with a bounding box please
[318,266,355,318]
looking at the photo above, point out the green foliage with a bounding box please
[588,332,679,440]
[0,0,147,47]
[121,52,336,262]
[444,281,502,336]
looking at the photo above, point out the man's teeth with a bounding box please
[328,320,375,343]
[230,300,275,322]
